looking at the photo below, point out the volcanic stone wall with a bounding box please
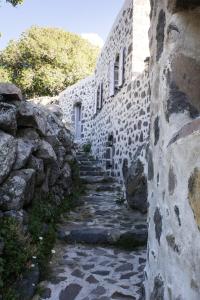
[0,83,74,225]
[59,0,150,186]
[145,1,200,299]
[59,76,95,143]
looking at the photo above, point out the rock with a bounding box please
[66,228,113,245]
[35,140,57,163]
[115,263,133,272]
[27,155,45,186]
[111,291,136,300]
[0,102,17,135]
[17,129,40,155]
[59,162,72,190]
[17,101,47,136]
[116,229,147,249]
[0,130,16,185]
[14,265,40,300]
[150,275,164,300]
[0,83,23,101]
[156,10,166,61]
[59,283,82,300]
[0,169,35,211]
[17,128,40,144]
[125,159,147,214]
[91,286,106,296]
[154,208,162,245]
[13,139,35,170]
[45,135,66,166]
[46,113,72,149]
[46,104,63,118]
[36,140,60,186]
[86,275,99,284]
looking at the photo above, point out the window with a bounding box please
[109,47,125,97]
[103,134,114,169]
[114,54,120,90]
[94,82,103,115]
[118,47,125,87]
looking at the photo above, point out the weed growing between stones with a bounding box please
[116,196,126,205]
[0,217,35,299]
[82,142,92,154]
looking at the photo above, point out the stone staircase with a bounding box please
[36,151,147,300]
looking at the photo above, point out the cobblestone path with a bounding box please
[36,152,147,300]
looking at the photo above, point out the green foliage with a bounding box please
[0,26,100,97]
[116,196,126,205]
[0,159,83,297]
[0,217,35,297]
[28,194,75,278]
[6,0,23,6]
[0,67,11,82]
[83,142,92,153]
[0,195,76,298]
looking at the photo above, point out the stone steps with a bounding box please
[80,170,104,176]
[59,227,147,250]
[80,165,102,171]
[80,175,115,184]
[38,151,147,300]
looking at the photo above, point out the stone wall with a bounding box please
[59,0,151,189]
[0,83,74,226]
[145,1,200,299]
[59,76,95,143]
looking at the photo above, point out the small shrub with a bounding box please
[83,143,92,153]
[116,196,126,205]
[0,217,35,298]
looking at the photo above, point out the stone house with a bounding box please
[59,0,150,186]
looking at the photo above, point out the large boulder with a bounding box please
[46,104,62,118]
[0,131,16,185]
[125,159,147,214]
[17,128,40,153]
[58,162,72,190]
[0,169,35,211]
[46,113,72,149]
[17,102,47,136]
[0,83,23,101]
[45,135,66,167]
[27,155,45,186]
[13,139,36,170]
[36,140,60,186]
[35,140,57,163]
[0,102,17,135]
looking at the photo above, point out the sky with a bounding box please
[0,0,124,50]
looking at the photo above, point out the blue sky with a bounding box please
[0,0,124,50]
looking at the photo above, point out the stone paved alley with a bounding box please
[36,152,147,300]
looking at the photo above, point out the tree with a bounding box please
[6,0,24,5]
[0,0,24,6]
[0,26,100,97]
